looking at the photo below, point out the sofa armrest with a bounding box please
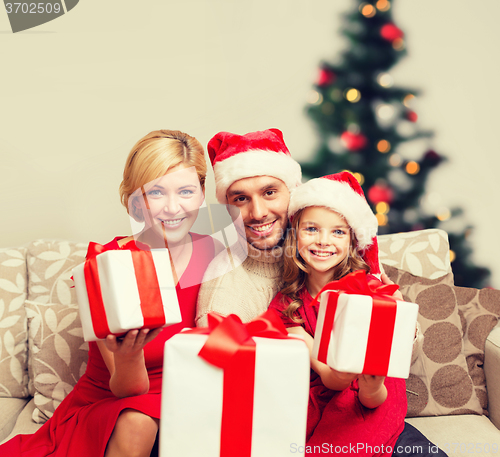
[485,321,500,430]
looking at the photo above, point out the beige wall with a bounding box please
[1,0,499,287]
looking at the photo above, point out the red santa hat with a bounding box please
[288,171,381,275]
[208,129,302,204]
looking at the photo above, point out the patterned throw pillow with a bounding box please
[0,247,29,398]
[25,300,89,424]
[26,240,88,396]
[378,229,451,279]
[455,286,500,414]
[384,265,483,417]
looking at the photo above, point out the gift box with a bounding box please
[160,311,310,457]
[73,243,181,341]
[312,270,419,379]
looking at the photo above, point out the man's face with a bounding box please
[226,176,290,251]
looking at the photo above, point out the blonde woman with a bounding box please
[1,130,222,457]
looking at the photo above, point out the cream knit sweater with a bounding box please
[195,239,284,327]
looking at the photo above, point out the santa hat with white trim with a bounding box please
[208,129,302,204]
[288,171,382,275]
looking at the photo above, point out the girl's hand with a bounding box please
[357,374,387,408]
[380,273,403,300]
[104,328,162,356]
[321,367,358,391]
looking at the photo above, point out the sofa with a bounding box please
[0,229,499,456]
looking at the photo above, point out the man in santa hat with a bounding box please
[195,128,302,326]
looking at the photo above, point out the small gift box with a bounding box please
[73,242,181,341]
[160,311,310,457]
[312,270,419,379]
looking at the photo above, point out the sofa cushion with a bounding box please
[405,415,500,457]
[455,286,500,414]
[0,397,30,442]
[384,265,483,417]
[0,247,29,399]
[26,240,87,396]
[25,300,88,424]
[378,228,451,279]
[0,399,44,445]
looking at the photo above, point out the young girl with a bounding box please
[0,129,222,457]
[269,171,407,456]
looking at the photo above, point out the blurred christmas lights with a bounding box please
[389,153,402,167]
[406,161,420,175]
[360,3,376,17]
[403,94,415,108]
[436,208,451,221]
[353,172,365,185]
[377,139,391,153]
[376,202,390,214]
[376,213,388,226]
[376,0,391,12]
[308,90,323,105]
[449,250,456,263]
[345,88,361,103]
[392,38,405,51]
[377,72,394,88]
[321,102,335,115]
[376,103,395,120]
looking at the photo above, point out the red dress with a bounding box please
[1,233,216,457]
[269,285,407,457]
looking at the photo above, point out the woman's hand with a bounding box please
[357,374,387,408]
[380,273,403,300]
[98,327,162,398]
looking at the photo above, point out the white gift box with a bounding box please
[73,249,181,341]
[312,291,419,379]
[160,332,310,457]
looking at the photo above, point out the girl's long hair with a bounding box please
[281,207,370,323]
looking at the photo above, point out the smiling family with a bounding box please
[0,128,446,457]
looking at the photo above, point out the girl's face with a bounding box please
[297,206,351,275]
[134,164,205,245]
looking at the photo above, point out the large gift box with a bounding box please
[160,311,310,457]
[312,270,419,379]
[73,242,181,341]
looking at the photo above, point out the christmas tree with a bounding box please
[303,0,490,288]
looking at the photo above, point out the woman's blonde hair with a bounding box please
[281,207,370,323]
[119,129,207,222]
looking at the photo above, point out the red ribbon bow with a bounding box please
[185,310,290,457]
[310,269,399,307]
[312,270,399,376]
[83,241,166,339]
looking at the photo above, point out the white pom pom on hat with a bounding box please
[288,171,381,275]
[207,128,302,204]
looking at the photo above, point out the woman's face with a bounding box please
[134,164,205,245]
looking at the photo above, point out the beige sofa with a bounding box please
[0,230,499,456]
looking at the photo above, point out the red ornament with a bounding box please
[380,23,404,42]
[406,111,418,122]
[317,68,336,87]
[341,131,368,151]
[368,184,394,204]
[423,150,442,165]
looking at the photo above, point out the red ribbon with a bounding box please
[185,310,289,457]
[311,270,400,376]
[83,242,166,339]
